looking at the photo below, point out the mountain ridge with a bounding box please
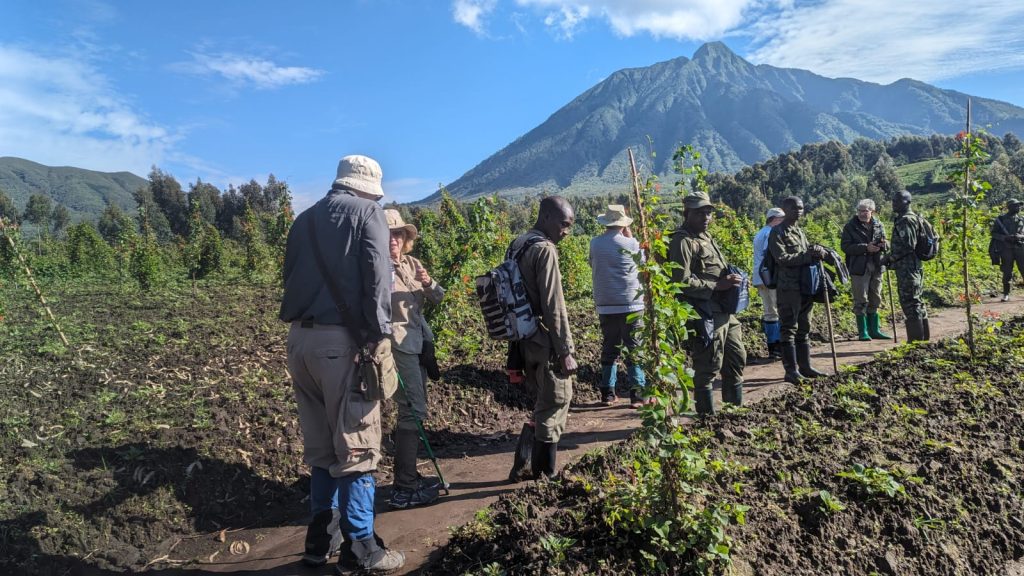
[0,157,145,221]
[425,42,1024,203]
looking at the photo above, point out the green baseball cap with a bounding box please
[683,191,713,210]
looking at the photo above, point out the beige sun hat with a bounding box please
[384,209,418,253]
[597,204,633,227]
[334,155,384,199]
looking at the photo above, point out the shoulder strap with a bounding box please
[307,214,366,345]
[995,215,1010,235]
[507,234,547,262]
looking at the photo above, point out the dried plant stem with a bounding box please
[0,218,70,347]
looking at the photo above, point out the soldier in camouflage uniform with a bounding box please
[768,196,827,384]
[669,191,746,415]
[883,190,929,342]
[992,198,1024,302]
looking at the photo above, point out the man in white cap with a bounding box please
[752,207,786,361]
[588,204,647,407]
[279,154,405,573]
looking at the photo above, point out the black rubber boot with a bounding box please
[796,341,826,378]
[302,508,341,566]
[781,342,803,385]
[508,423,534,482]
[530,440,557,480]
[905,318,925,343]
[694,388,715,415]
[921,318,931,342]
[722,382,743,407]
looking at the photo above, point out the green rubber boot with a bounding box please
[866,313,892,340]
[855,314,871,341]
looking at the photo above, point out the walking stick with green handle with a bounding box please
[395,372,450,495]
[885,268,899,344]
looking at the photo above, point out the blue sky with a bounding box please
[3,0,1024,210]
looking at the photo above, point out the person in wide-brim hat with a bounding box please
[597,204,633,228]
[385,209,419,254]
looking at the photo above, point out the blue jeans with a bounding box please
[310,467,376,541]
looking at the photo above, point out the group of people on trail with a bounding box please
[275,153,1024,575]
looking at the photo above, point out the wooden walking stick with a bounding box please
[819,261,839,374]
[885,268,899,344]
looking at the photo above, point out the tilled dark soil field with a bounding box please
[0,281,602,575]
[434,317,1024,576]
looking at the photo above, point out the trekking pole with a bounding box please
[395,372,450,495]
[885,268,899,344]
[819,261,839,374]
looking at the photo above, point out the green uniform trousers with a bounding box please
[522,338,573,443]
[777,288,814,343]
[689,311,746,393]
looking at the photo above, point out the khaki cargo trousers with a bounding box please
[287,323,382,477]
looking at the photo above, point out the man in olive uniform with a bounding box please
[506,196,578,480]
[992,198,1024,302]
[768,196,827,384]
[669,191,746,415]
[883,190,929,342]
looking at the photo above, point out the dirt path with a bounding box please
[156,299,1024,576]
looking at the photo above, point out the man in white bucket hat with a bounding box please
[588,204,647,408]
[280,154,405,573]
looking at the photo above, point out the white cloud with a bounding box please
[746,0,1024,84]
[0,44,175,175]
[452,0,498,35]
[173,52,324,89]
[517,0,777,39]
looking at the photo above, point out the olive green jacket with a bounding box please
[669,226,730,313]
[768,222,816,291]
[510,230,575,359]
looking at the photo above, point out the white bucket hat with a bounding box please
[765,207,786,221]
[597,204,633,227]
[334,155,384,199]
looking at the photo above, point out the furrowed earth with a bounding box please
[2,278,1023,575]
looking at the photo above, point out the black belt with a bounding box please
[300,320,315,328]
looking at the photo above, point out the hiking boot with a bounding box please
[302,509,341,566]
[629,388,645,408]
[1002,294,1011,302]
[387,483,439,509]
[693,388,715,416]
[339,535,405,574]
[531,440,558,480]
[601,389,618,406]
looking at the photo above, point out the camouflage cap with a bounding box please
[1008,198,1023,207]
[683,191,713,210]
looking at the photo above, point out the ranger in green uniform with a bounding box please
[883,190,929,342]
[768,196,827,384]
[992,198,1024,302]
[669,192,746,415]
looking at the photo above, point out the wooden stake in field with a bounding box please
[0,217,70,347]
[626,148,658,366]
[962,99,976,357]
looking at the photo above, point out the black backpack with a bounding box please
[914,216,939,261]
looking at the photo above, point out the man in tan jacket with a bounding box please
[506,196,578,480]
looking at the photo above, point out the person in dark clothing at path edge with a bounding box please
[992,198,1024,302]
[669,191,746,415]
[506,196,578,482]
[882,190,930,342]
[769,196,827,384]
[840,199,892,341]
[279,155,405,574]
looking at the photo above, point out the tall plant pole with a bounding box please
[0,217,69,347]
[627,148,659,368]
[962,100,976,357]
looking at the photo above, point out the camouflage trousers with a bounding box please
[893,264,927,320]
[1000,246,1024,294]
